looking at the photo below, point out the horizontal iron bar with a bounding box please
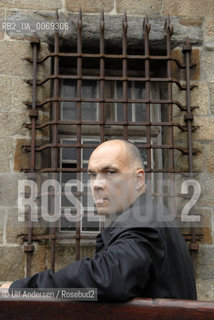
[22,233,203,242]
[27,75,195,90]
[25,99,198,112]
[23,191,192,199]
[24,99,199,113]
[26,53,190,68]
[22,167,195,174]
[24,120,198,132]
[23,234,97,241]
[22,143,200,154]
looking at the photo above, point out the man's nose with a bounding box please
[92,174,106,190]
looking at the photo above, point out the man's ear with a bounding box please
[135,169,145,191]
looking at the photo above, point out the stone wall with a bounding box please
[0,0,214,300]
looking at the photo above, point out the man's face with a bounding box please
[87,141,141,216]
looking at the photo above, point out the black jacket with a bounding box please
[10,193,197,301]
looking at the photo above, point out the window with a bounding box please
[59,62,163,234]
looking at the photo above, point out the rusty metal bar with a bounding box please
[143,16,152,195]
[23,235,98,241]
[143,16,151,166]
[29,76,193,90]
[24,120,198,131]
[27,52,190,67]
[182,38,199,258]
[24,168,197,174]
[24,98,197,110]
[25,37,40,276]
[122,11,128,139]
[27,76,193,90]
[49,9,61,272]
[164,15,174,170]
[25,100,198,115]
[22,233,202,242]
[164,16,176,225]
[99,10,106,232]
[99,9,105,143]
[183,38,194,174]
[75,9,83,261]
[30,38,39,170]
[23,143,199,154]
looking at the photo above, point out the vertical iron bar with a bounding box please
[26,37,40,276]
[164,16,176,229]
[100,9,105,143]
[143,16,151,193]
[165,15,174,170]
[122,11,128,140]
[30,40,39,170]
[100,9,105,232]
[182,38,198,259]
[50,9,60,272]
[183,38,193,173]
[76,9,83,261]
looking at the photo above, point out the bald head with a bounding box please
[88,139,145,215]
[118,140,144,170]
[90,139,144,171]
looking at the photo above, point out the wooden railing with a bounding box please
[0,298,214,320]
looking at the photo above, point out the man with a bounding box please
[1,139,197,301]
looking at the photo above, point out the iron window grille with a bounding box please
[22,10,200,276]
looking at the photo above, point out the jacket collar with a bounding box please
[96,193,151,248]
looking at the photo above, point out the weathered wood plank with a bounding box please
[0,298,214,320]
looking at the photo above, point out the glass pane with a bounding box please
[116,82,146,122]
[135,82,146,122]
[82,139,99,160]
[61,171,77,184]
[82,80,98,121]
[62,80,77,120]
[62,148,77,161]
[61,163,77,184]
[82,80,97,99]
[62,193,76,207]
[135,104,146,122]
[82,171,89,184]
[83,148,94,160]
[116,82,132,121]
[62,139,77,161]
[116,82,123,121]
[81,103,97,120]
[63,103,77,120]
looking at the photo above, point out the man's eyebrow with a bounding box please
[102,165,118,171]
[87,165,119,173]
[87,169,95,173]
